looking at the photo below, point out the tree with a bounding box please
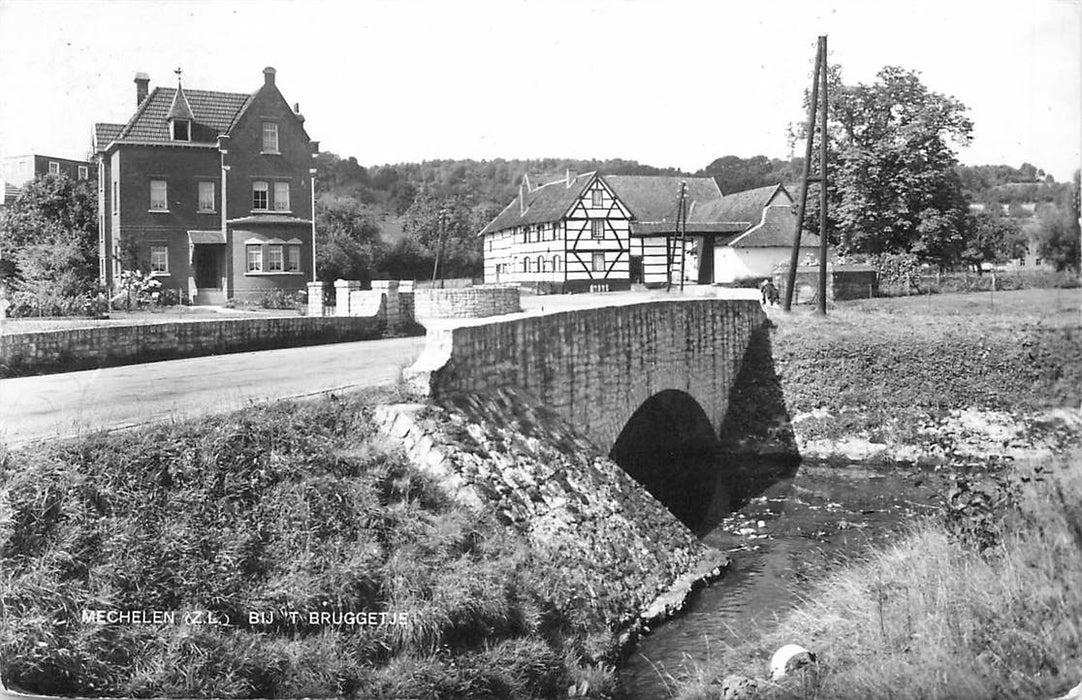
[1,173,98,269]
[1034,170,1081,272]
[399,192,484,280]
[314,194,383,284]
[964,210,1028,271]
[799,65,974,267]
[0,174,100,313]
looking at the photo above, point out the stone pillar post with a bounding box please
[306,281,326,317]
[371,280,400,327]
[334,279,362,317]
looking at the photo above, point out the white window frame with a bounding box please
[246,244,263,272]
[286,244,301,272]
[267,244,284,272]
[592,251,605,272]
[197,181,215,212]
[591,219,605,240]
[273,181,290,212]
[77,165,88,180]
[150,180,168,211]
[252,181,269,210]
[591,189,602,207]
[553,254,561,272]
[262,122,279,153]
[150,245,169,274]
[48,161,60,175]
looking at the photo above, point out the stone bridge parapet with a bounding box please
[406,298,766,449]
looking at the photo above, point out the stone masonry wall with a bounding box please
[375,389,727,639]
[413,285,520,319]
[0,316,382,377]
[407,298,765,450]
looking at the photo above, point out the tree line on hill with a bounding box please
[0,61,1078,317]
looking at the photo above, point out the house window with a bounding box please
[78,166,88,180]
[591,219,605,239]
[246,244,263,272]
[591,189,602,207]
[197,181,215,212]
[150,245,168,273]
[150,180,168,210]
[287,245,301,272]
[48,161,60,175]
[537,255,545,273]
[273,182,290,211]
[252,181,269,210]
[592,252,605,272]
[172,120,190,141]
[553,254,561,272]
[267,245,284,272]
[262,122,279,153]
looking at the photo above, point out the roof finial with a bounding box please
[174,67,182,86]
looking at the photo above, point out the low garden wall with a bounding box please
[0,316,383,377]
[413,284,520,319]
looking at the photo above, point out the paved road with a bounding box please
[0,336,427,448]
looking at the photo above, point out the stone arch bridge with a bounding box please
[406,298,789,529]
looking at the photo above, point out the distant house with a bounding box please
[480,173,826,290]
[698,184,827,283]
[0,153,92,207]
[93,67,319,304]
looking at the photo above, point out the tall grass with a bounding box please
[0,393,615,698]
[675,450,1082,700]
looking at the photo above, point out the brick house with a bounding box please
[93,67,319,304]
[0,154,92,208]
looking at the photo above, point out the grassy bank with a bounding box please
[769,288,1081,452]
[672,288,1082,699]
[675,451,1082,700]
[0,392,616,698]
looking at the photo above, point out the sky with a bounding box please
[0,0,1079,181]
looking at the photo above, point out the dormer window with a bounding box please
[171,119,191,141]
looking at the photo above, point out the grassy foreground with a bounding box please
[675,451,1082,700]
[0,392,616,698]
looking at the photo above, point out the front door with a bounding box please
[193,245,223,289]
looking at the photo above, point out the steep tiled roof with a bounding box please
[479,172,596,235]
[605,176,723,224]
[731,204,822,248]
[117,87,250,143]
[93,123,125,152]
[697,184,792,227]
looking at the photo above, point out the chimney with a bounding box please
[519,177,529,215]
[134,72,150,107]
[566,168,576,188]
[263,66,276,86]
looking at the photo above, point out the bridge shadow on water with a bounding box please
[609,323,800,535]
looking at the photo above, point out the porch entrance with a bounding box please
[192,244,226,305]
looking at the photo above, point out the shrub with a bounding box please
[257,288,306,310]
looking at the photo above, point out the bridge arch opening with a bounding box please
[609,390,732,532]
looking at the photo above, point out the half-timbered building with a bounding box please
[481,171,735,291]
[481,174,830,290]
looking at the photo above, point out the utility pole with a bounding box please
[784,35,830,313]
[678,181,688,292]
[431,208,447,288]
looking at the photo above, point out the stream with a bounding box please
[616,458,950,699]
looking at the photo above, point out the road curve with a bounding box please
[0,335,427,449]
